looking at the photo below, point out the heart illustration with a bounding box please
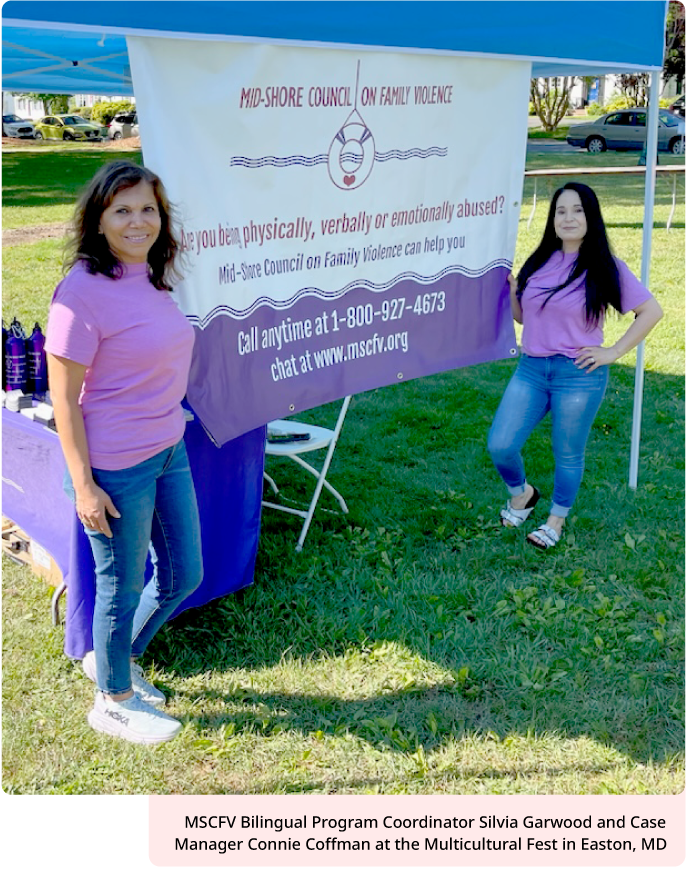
[343,175,356,186]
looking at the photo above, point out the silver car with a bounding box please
[108,112,139,140]
[567,108,685,155]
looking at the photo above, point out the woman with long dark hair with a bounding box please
[46,160,203,742]
[488,182,662,549]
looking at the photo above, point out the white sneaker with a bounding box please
[82,651,166,707]
[87,692,181,744]
[82,650,97,682]
[131,662,167,707]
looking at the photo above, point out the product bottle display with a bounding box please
[2,321,7,391]
[5,318,28,392]
[26,322,48,398]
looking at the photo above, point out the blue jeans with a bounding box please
[66,440,203,695]
[488,354,609,518]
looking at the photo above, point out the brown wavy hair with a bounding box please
[64,159,181,291]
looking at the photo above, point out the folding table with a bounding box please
[1,408,265,659]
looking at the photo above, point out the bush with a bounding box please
[603,94,674,112]
[90,100,135,127]
[587,96,673,117]
[528,101,536,116]
[604,94,636,112]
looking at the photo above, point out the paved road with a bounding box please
[527,113,585,154]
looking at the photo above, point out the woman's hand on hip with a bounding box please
[75,482,121,538]
[575,345,619,372]
[507,272,523,324]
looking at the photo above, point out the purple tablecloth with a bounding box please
[2,408,265,659]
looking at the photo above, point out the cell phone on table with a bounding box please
[267,430,311,443]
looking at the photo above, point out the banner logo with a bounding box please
[231,63,447,191]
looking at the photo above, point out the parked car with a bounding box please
[669,94,684,117]
[566,108,685,155]
[2,113,36,138]
[108,112,139,139]
[34,114,108,142]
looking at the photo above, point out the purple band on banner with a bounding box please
[187,265,516,445]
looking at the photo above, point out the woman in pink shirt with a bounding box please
[488,183,662,550]
[46,161,202,743]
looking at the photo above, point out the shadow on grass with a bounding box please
[147,362,684,775]
[2,150,142,209]
[235,763,621,795]
[173,677,681,769]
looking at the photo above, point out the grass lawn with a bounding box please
[2,142,684,795]
[527,112,591,139]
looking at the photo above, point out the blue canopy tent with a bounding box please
[2,0,669,485]
[2,1,666,91]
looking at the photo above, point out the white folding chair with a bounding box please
[262,395,352,551]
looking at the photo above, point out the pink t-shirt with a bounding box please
[521,251,653,358]
[46,261,195,470]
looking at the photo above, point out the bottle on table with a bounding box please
[26,322,48,399]
[5,318,28,393]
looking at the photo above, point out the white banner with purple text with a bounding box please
[128,36,530,444]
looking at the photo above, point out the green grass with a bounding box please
[527,151,685,172]
[2,145,142,228]
[2,144,684,795]
[527,114,591,139]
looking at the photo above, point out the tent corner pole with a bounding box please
[628,70,659,491]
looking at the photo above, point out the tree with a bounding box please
[90,100,135,126]
[616,74,649,106]
[22,93,69,115]
[664,0,685,87]
[529,77,576,131]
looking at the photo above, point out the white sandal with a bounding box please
[527,524,561,550]
[500,486,540,528]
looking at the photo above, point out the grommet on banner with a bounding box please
[509,348,518,355]
[397,373,404,380]
[289,404,295,411]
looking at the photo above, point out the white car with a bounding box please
[2,113,36,139]
[108,112,139,139]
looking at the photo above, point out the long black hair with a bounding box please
[64,160,181,291]
[516,182,621,327]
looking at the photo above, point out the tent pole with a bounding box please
[628,70,660,490]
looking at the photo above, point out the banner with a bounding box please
[128,37,531,445]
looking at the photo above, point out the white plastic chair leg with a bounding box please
[263,471,279,495]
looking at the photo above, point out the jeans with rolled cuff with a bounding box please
[65,439,203,695]
[488,354,609,518]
